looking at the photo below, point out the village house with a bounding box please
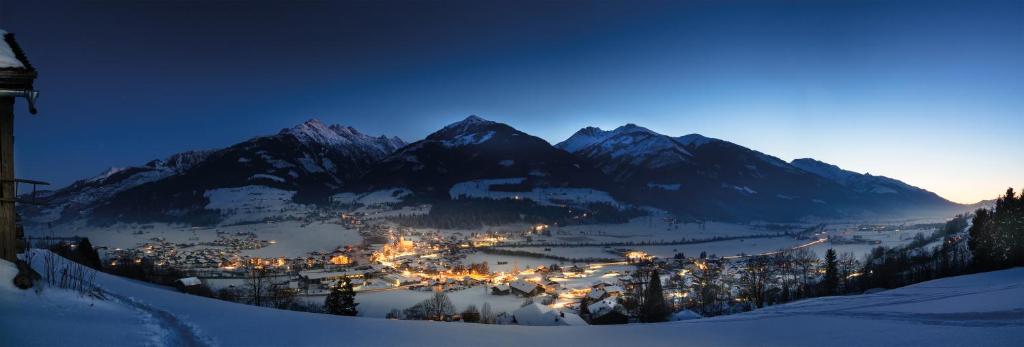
[510,280,544,297]
[511,303,586,326]
[490,284,511,295]
[173,277,205,295]
[586,297,629,325]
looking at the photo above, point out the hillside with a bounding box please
[3,253,1021,346]
[18,119,406,226]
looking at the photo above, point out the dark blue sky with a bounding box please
[1,0,1021,203]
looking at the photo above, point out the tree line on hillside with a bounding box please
[388,198,644,229]
[969,188,1024,271]
[663,187,1023,318]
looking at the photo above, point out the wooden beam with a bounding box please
[0,96,14,261]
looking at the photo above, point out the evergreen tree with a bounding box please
[77,238,103,270]
[969,187,1024,271]
[325,278,359,316]
[640,269,670,322]
[822,248,839,295]
[969,208,995,269]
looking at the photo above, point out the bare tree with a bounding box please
[774,252,796,302]
[837,252,859,293]
[268,285,297,309]
[245,266,269,306]
[691,259,724,316]
[791,248,819,297]
[739,255,775,308]
[405,290,456,320]
[481,302,495,324]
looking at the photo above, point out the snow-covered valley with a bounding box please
[3,254,1022,346]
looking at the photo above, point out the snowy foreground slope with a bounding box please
[3,256,1023,346]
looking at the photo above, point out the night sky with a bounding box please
[1,0,1021,203]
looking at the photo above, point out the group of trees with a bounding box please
[388,198,645,229]
[623,268,671,322]
[667,247,861,317]
[402,291,456,320]
[858,188,1023,290]
[450,262,489,275]
[859,214,973,290]
[50,238,103,270]
[214,266,304,310]
[389,291,500,323]
[970,188,1024,271]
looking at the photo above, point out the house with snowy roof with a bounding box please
[173,277,207,295]
[512,303,587,326]
[586,287,609,301]
[509,280,544,297]
[490,284,511,295]
[587,297,628,325]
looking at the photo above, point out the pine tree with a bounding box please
[325,278,359,316]
[822,248,839,295]
[970,208,995,270]
[640,269,670,322]
[77,238,103,270]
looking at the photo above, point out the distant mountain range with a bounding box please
[557,124,958,221]
[19,115,969,226]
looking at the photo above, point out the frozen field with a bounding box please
[461,252,566,272]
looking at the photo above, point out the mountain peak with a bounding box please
[282,118,332,137]
[557,126,613,153]
[463,114,488,123]
[614,123,656,134]
[279,118,405,153]
[425,115,506,144]
[441,115,496,132]
[557,123,666,154]
[676,133,715,147]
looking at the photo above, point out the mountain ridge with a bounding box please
[19,115,965,225]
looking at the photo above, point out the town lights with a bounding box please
[696,261,708,271]
[330,255,351,265]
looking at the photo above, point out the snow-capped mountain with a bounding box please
[358,115,606,195]
[17,150,214,224]
[557,124,694,180]
[559,124,960,221]
[20,119,405,225]
[22,116,964,226]
[282,119,405,157]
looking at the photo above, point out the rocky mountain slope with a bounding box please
[20,119,405,225]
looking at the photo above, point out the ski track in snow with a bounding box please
[107,291,214,347]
